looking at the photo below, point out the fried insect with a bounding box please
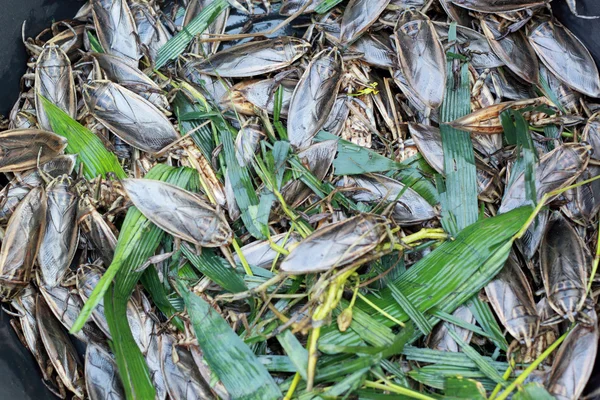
[280,214,388,274]
[234,120,262,167]
[91,53,169,110]
[540,213,589,323]
[77,197,118,267]
[0,154,75,224]
[433,22,504,70]
[287,48,343,149]
[499,143,590,213]
[159,334,216,400]
[338,174,437,224]
[0,187,46,300]
[450,0,548,13]
[282,140,338,207]
[480,15,539,84]
[122,179,233,247]
[394,11,446,109]
[349,34,396,69]
[34,44,76,131]
[37,175,78,288]
[92,0,141,67]
[485,251,539,347]
[234,232,301,269]
[186,37,310,78]
[0,129,67,173]
[39,283,106,344]
[222,77,297,117]
[83,80,178,155]
[529,19,600,98]
[11,287,53,381]
[546,307,598,400]
[85,343,126,400]
[339,0,391,45]
[36,296,85,398]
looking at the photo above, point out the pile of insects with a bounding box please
[2,0,600,398]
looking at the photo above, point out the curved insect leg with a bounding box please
[496,10,533,40]
[540,313,564,327]
[22,22,42,57]
[52,21,79,53]
[566,0,600,19]
[43,377,66,399]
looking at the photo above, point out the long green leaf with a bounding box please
[326,235,519,354]
[355,207,532,325]
[315,131,401,175]
[287,155,360,211]
[447,330,506,384]
[336,300,395,347]
[258,355,297,373]
[445,376,487,399]
[155,0,229,68]
[140,266,185,332]
[512,383,556,400]
[314,0,344,13]
[87,31,104,53]
[501,109,537,204]
[104,287,155,399]
[467,296,509,351]
[177,281,283,400]
[387,282,432,335]
[429,309,491,341]
[324,367,370,398]
[173,85,216,160]
[394,165,441,207]
[409,365,498,391]
[426,240,515,334]
[403,346,510,371]
[276,329,309,380]
[538,70,567,114]
[543,125,560,151]
[291,325,411,394]
[439,23,477,235]
[39,95,125,180]
[181,244,247,293]
[221,128,264,239]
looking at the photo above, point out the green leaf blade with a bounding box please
[315,131,401,175]
[221,128,264,239]
[439,28,478,235]
[314,0,344,13]
[177,281,283,400]
[512,383,556,400]
[40,95,126,180]
[276,329,309,380]
[444,376,487,399]
[155,0,229,68]
[356,206,532,324]
[181,245,247,293]
[447,330,506,384]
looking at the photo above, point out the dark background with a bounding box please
[0,0,599,399]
